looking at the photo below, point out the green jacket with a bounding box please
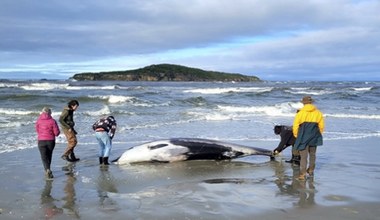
[294,122,323,151]
[59,107,75,131]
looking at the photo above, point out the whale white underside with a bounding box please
[114,138,273,165]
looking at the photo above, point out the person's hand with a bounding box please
[71,129,77,135]
[273,150,280,155]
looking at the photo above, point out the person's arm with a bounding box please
[92,120,99,131]
[109,121,117,139]
[274,132,287,152]
[274,129,293,152]
[318,111,325,134]
[53,120,60,136]
[292,113,301,138]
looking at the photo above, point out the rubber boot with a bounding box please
[99,157,103,165]
[103,157,110,165]
[61,154,74,162]
[70,152,80,162]
[285,154,295,163]
[293,156,300,166]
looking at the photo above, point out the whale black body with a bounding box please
[113,138,273,165]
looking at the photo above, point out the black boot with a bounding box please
[103,157,109,165]
[99,157,103,165]
[70,152,80,162]
[285,154,295,163]
[61,154,74,162]
[293,156,300,166]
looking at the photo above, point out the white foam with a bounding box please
[325,113,380,120]
[285,87,334,96]
[0,108,34,115]
[183,87,273,94]
[68,85,117,90]
[217,104,296,117]
[83,105,111,116]
[351,87,372,91]
[324,131,380,140]
[20,82,69,90]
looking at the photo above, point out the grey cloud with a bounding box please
[0,0,379,80]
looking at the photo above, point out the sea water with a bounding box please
[1,79,380,219]
[0,80,379,154]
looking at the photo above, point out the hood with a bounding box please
[301,104,316,112]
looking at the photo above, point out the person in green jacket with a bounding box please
[59,100,80,162]
[293,96,324,181]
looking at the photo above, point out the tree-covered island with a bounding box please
[71,64,261,82]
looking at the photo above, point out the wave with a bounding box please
[284,87,335,96]
[67,85,117,90]
[0,107,36,116]
[217,102,302,118]
[89,95,135,104]
[325,113,380,120]
[324,131,380,140]
[183,87,273,95]
[82,105,112,116]
[1,81,119,91]
[0,120,33,128]
[351,87,373,92]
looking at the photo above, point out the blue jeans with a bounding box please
[95,131,112,157]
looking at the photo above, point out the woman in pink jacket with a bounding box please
[35,107,60,180]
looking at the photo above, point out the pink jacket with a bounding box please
[35,112,60,141]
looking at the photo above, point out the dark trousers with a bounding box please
[38,140,56,171]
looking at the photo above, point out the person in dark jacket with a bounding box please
[35,107,60,179]
[92,116,117,165]
[59,100,80,162]
[293,96,324,180]
[273,125,299,165]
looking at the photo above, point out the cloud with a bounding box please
[0,0,379,81]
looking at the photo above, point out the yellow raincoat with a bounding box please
[293,104,324,138]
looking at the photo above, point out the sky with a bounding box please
[0,0,379,81]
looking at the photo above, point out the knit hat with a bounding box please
[301,96,314,104]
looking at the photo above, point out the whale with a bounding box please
[113,138,274,165]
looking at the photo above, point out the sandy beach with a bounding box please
[0,137,379,220]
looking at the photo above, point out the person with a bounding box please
[92,116,117,165]
[35,107,60,179]
[59,100,80,162]
[293,96,324,180]
[273,125,300,165]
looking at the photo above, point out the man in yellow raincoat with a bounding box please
[293,96,324,180]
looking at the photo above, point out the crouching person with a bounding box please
[273,125,300,165]
[92,116,117,165]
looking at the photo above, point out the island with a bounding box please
[71,64,261,82]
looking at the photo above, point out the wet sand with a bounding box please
[0,137,379,219]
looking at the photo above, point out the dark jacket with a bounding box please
[92,116,117,139]
[59,107,75,131]
[274,126,296,153]
[294,122,323,151]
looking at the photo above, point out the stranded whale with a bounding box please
[113,138,274,165]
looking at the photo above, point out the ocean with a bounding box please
[1,79,380,219]
[1,80,379,154]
